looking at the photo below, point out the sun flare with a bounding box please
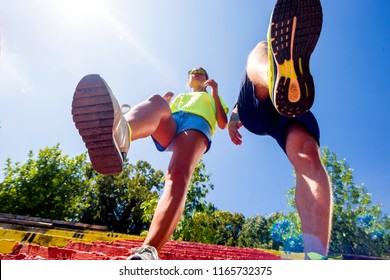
[54,0,109,24]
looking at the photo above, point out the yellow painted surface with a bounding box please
[0,240,18,254]
[0,227,143,251]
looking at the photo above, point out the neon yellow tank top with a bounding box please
[170,91,229,135]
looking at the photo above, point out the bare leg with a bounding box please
[285,124,333,258]
[246,41,270,101]
[143,130,208,251]
[123,94,176,147]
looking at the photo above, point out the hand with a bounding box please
[204,79,218,97]
[228,120,243,145]
[162,91,174,103]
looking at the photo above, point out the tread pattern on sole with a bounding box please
[71,75,123,175]
[270,0,322,117]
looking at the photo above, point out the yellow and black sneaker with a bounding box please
[71,74,132,175]
[307,252,343,260]
[268,0,323,117]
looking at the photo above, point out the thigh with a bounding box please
[273,111,320,153]
[151,114,177,148]
[168,130,208,174]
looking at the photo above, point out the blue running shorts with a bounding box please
[152,110,212,153]
[236,71,320,153]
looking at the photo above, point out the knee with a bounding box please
[287,136,322,170]
[251,41,267,52]
[146,94,171,113]
[147,94,166,105]
[165,165,192,188]
[248,42,268,62]
[257,41,268,49]
[247,42,269,97]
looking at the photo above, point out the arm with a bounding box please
[228,104,243,145]
[205,79,228,129]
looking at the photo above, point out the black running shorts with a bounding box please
[236,71,320,153]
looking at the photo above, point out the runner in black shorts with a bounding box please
[228,0,334,260]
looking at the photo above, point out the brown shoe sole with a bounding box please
[71,74,123,175]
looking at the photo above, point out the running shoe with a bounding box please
[71,74,131,175]
[268,0,323,117]
[307,252,343,260]
[128,246,160,260]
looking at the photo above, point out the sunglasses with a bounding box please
[188,69,207,76]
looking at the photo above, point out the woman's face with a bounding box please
[188,68,208,89]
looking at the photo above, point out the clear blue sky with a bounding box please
[1,0,389,218]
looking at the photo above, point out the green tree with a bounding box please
[321,148,390,256]
[0,144,88,221]
[79,160,164,234]
[174,208,245,246]
[238,212,284,249]
[212,210,245,246]
[176,208,219,244]
[0,146,219,236]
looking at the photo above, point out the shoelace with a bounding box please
[131,246,148,254]
[121,104,131,114]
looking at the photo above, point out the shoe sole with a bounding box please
[128,255,142,260]
[71,74,123,175]
[270,0,322,117]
